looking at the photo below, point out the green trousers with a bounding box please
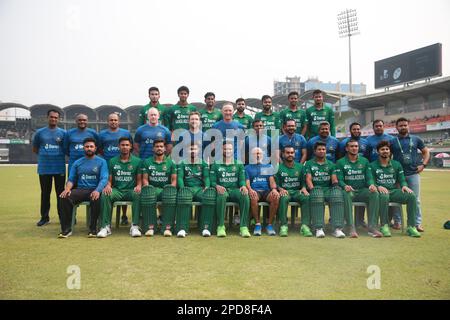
[216,188,250,228]
[310,186,345,229]
[100,188,140,228]
[379,189,417,227]
[278,190,310,226]
[140,186,177,231]
[342,188,379,228]
[176,187,216,233]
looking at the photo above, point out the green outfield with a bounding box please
[0,166,449,300]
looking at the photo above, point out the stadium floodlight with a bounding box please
[337,9,360,93]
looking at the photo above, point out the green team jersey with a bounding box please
[166,104,197,131]
[140,156,176,188]
[233,113,253,129]
[335,156,374,190]
[200,108,222,131]
[254,111,281,135]
[138,102,166,127]
[210,161,246,189]
[279,107,306,134]
[177,160,210,188]
[108,155,142,191]
[370,159,407,190]
[275,162,304,190]
[304,158,336,188]
[306,104,335,138]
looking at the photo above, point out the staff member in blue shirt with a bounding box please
[59,138,109,238]
[278,119,307,164]
[365,119,395,162]
[391,117,430,232]
[307,122,339,163]
[32,109,66,227]
[338,122,369,159]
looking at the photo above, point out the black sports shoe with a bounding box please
[37,218,49,227]
[120,215,129,226]
[58,230,72,238]
[87,230,97,238]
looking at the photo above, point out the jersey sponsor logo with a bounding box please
[81,174,97,181]
[74,144,84,150]
[44,144,60,150]
[107,145,119,152]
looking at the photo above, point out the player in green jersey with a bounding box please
[210,141,250,238]
[176,143,216,237]
[138,87,166,127]
[166,86,197,131]
[279,91,306,135]
[276,145,312,237]
[139,139,178,237]
[305,89,335,138]
[97,137,142,238]
[370,140,421,237]
[254,95,280,136]
[335,139,380,238]
[305,141,345,238]
[232,98,253,130]
[200,92,222,131]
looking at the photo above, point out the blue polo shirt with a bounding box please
[65,128,99,173]
[134,124,172,159]
[245,163,274,191]
[98,128,133,162]
[391,134,425,176]
[32,127,66,175]
[366,133,395,162]
[68,155,109,192]
[278,133,307,162]
[339,136,369,159]
[307,135,340,163]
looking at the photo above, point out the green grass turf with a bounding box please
[0,166,449,299]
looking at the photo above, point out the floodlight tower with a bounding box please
[337,9,360,93]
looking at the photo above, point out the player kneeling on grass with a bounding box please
[276,145,311,237]
[176,143,216,238]
[305,141,345,238]
[139,139,177,237]
[370,140,421,238]
[210,141,250,237]
[59,138,108,238]
[245,147,280,236]
[97,137,142,238]
[335,139,381,238]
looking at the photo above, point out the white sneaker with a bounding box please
[145,228,154,237]
[316,228,325,238]
[202,229,211,237]
[163,229,172,237]
[130,225,141,237]
[332,228,346,238]
[97,227,111,238]
[233,214,240,225]
[177,230,186,238]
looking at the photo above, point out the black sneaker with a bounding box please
[58,230,72,238]
[87,230,97,238]
[120,215,129,226]
[37,218,49,227]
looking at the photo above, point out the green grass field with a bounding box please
[0,166,449,300]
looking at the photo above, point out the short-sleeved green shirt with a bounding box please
[370,159,407,190]
[279,107,306,134]
[108,155,142,191]
[232,113,253,130]
[254,111,281,135]
[210,161,246,189]
[275,162,304,190]
[200,109,222,131]
[306,105,335,138]
[335,156,374,189]
[177,160,210,188]
[304,158,336,188]
[140,156,176,188]
[166,104,197,131]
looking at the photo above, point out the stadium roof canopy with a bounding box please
[349,76,450,110]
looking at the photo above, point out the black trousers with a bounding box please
[60,188,100,233]
[39,174,66,220]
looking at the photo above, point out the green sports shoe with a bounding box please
[380,224,391,237]
[279,225,288,237]
[217,225,227,237]
[300,224,313,237]
[239,227,251,238]
[407,226,421,238]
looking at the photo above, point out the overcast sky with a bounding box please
[0,0,449,108]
